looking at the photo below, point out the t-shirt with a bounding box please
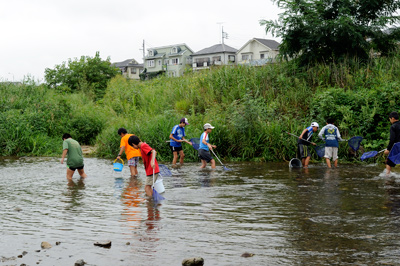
[199,132,209,151]
[170,125,186,147]
[120,134,141,159]
[62,138,84,168]
[298,126,314,146]
[140,142,160,176]
[318,124,342,147]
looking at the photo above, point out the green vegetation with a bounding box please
[2,55,400,162]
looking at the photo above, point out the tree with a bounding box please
[261,0,400,65]
[44,52,119,99]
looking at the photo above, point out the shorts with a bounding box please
[198,149,213,163]
[170,146,183,153]
[324,147,338,161]
[298,144,311,158]
[128,157,139,167]
[386,158,396,168]
[69,165,84,171]
[145,173,159,186]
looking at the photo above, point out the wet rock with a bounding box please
[182,257,204,266]
[126,242,130,245]
[75,259,86,266]
[35,250,41,253]
[41,241,52,249]
[22,251,28,256]
[241,252,255,257]
[93,240,112,248]
[15,207,22,212]
[17,255,23,258]
[55,241,61,245]
[20,264,27,266]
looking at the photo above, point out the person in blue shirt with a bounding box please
[298,122,319,168]
[169,117,192,166]
[318,118,343,168]
[199,123,217,169]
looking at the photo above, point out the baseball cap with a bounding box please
[180,117,189,125]
[203,123,215,130]
[311,122,319,128]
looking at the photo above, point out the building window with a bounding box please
[172,47,178,53]
[158,60,162,66]
[147,60,155,67]
[195,57,210,67]
[164,59,169,65]
[131,68,136,74]
[212,56,221,62]
[229,55,235,62]
[242,54,252,61]
[149,50,154,57]
[172,58,179,65]
[260,54,265,59]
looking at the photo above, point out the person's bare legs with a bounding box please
[211,159,216,169]
[66,168,75,181]
[179,150,185,165]
[145,185,153,197]
[200,159,207,168]
[325,158,332,168]
[334,160,338,168]
[386,164,392,174]
[304,156,311,168]
[129,165,138,177]
[77,168,87,178]
[172,151,178,166]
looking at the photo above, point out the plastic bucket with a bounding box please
[153,178,165,193]
[113,159,124,172]
[289,158,302,168]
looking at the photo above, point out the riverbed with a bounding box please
[1,157,400,265]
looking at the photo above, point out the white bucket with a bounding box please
[289,158,303,168]
[153,178,165,194]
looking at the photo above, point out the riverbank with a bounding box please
[1,56,399,161]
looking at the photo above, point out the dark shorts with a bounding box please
[198,149,213,163]
[298,144,311,158]
[170,146,183,153]
[386,158,396,168]
[69,165,84,171]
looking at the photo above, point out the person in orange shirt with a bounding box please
[116,128,141,177]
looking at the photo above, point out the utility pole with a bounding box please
[139,40,145,63]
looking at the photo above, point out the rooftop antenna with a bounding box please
[217,22,225,44]
[139,40,145,62]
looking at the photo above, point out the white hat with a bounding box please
[203,123,215,130]
[311,122,319,128]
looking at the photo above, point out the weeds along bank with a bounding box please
[2,57,400,161]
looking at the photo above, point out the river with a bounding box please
[1,157,400,265]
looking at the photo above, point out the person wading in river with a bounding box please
[61,133,87,180]
[384,111,400,174]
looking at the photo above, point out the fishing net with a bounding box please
[388,143,400,164]
[158,164,172,177]
[348,136,363,151]
[190,138,201,151]
[315,144,325,158]
[360,150,378,161]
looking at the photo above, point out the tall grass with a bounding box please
[3,54,400,161]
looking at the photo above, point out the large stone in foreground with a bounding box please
[40,242,52,249]
[182,257,204,266]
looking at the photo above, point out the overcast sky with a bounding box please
[0,0,282,82]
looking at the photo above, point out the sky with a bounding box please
[0,0,282,82]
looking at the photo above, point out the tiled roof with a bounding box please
[254,38,280,50]
[193,44,237,56]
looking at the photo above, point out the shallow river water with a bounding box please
[1,157,400,266]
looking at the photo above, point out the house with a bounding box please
[113,59,143,80]
[143,43,194,78]
[191,43,238,70]
[236,38,280,66]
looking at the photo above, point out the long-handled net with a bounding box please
[348,136,363,152]
[388,143,400,164]
[190,138,201,151]
[315,144,325,158]
[158,164,172,177]
[360,149,385,161]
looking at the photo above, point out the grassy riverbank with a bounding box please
[1,56,400,162]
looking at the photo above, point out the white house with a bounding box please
[113,59,143,80]
[236,38,280,66]
[191,43,237,70]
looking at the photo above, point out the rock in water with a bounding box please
[182,257,204,266]
[93,240,112,248]
[241,252,255,258]
[41,242,52,249]
[75,259,86,266]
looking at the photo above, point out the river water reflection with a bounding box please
[1,157,400,265]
